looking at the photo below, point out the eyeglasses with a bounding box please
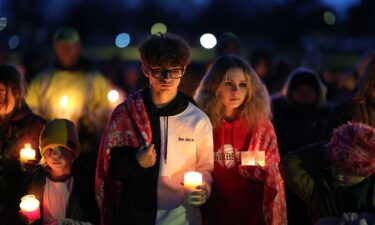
[148,67,185,79]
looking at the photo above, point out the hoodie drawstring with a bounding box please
[163,116,168,164]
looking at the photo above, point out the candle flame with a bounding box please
[20,143,36,162]
[107,90,119,103]
[60,95,68,108]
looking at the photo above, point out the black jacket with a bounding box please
[320,95,375,140]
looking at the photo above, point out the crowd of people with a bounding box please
[0,26,375,225]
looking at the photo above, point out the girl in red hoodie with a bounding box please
[195,55,287,225]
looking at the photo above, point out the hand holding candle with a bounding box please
[184,171,202,192]
[184,172,208,206]
[19,195,40,224]
[240,151,267,182]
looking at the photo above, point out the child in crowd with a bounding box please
[21,119,99,225]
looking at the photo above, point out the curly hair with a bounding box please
[326,122,375,177]
[194,54,271,128]
[138,33,191,67]
[0,64,26,110]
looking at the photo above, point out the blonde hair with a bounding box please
[194,55,271,128]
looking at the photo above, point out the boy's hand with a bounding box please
[188,184,208,206]
[136,144,156,168]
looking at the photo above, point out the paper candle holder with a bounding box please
[241,151,265,167]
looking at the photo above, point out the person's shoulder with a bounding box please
[72,160,94,178]
[271,95,289,109]
[332,95,357,110]
[29,68,54,84]
[28,114,46,127]
[187,102,210,119]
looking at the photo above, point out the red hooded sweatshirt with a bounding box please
[202,119,287,225]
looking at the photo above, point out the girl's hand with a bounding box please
[238,165,268,183]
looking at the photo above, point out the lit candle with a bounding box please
[107,89,120,104]
[241,151,255,166]
[255,151,265,167]
[20,143,36,163]
[241,151,265,167]
[19,195,40,223]
[184,171,202,192]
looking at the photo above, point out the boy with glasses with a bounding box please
[96,33,214,225]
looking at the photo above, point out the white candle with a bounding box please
[184,171,202,192]
[20,143,36,163]
[19,195,40,222]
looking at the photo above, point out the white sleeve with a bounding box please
[195,115,214,195]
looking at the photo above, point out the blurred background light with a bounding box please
[115,33,131,48]
[8,35,20,49]
[151,23,167,35]
[323,11,336,25]
[107,90,120,103]
[0,17,7,30]
[200,33,217,49]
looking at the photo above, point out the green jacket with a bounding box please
[279,141,375,223]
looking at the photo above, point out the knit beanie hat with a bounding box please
[39,119,81,158]
[326,122,375,177]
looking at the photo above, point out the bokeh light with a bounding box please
[115,33,131,48]
[0,17,7,30]
[323,11,336,25]
[8,35,20,49]
[200,33,217,49]
[107,90,120,103]
[60,96,69,108]
[151,23,167,35]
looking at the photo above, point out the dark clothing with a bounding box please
[320,95,375,140]
[0,103,45,216]
[23,161,99,225]
[108,89,192,225]
[0,103,45,162]
[272,96,331,157]
[279,141,375,224]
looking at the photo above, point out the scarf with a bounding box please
[95,90,152,225]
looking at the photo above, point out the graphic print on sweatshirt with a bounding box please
[215,144,241,169]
